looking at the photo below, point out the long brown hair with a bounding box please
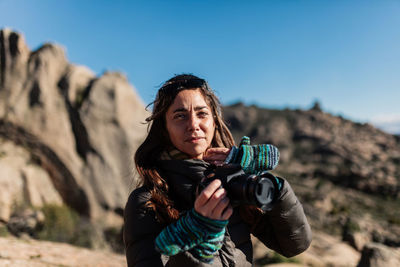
[135,74,235,224]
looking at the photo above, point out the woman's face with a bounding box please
[165,89,215,159]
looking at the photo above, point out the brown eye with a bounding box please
[197,111,208,118]
[174,113,186,120]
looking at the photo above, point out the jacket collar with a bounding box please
[156,159,211,210]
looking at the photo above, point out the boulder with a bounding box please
[305,231,360,267]
[0,139,62,221]
[345,232,371,252]
[357,243,400,267]
[7,209,45,237]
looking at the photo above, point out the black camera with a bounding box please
[198,164,278,211]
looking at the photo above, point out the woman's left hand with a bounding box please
[204,147,231,165]
[194,179,233,220]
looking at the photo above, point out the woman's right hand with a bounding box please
[203,147,231,165]
[194,179,233,221]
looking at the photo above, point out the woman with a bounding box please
[123,74,311,266]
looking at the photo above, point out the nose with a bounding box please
[187,113,200,132]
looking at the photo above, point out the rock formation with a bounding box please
[358,243,400,267]
[0,28,148,228]
[223,102,400,266]
[223,102,400,198]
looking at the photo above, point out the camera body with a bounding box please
[199,164,278,211]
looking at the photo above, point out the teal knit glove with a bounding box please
[155,209,228,262]
[225,136,280,174]
[190,235,225,263]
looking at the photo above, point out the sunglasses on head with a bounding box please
[160,78,209,93]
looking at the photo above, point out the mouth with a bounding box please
[185,137,205,143]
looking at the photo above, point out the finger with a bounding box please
[203,188,227,212]
[204,153,229,161]
[204,147,230,157]
[206,147,230,154]
[195,188,226,217]
[220,205,233,220]
[195,179,221,208]
[212,196,230,218]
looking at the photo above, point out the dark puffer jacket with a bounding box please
[123,159,312,266]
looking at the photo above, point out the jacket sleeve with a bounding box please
[123,187,165,267]
[250,177,312,258]
[123,187,216,267]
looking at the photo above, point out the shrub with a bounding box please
[0,225,10,237]
[343,217,360,237]
[254,251,300,266]
[329,201,350,215]
[388,215,400,226]
[104,226,124,253]
[36,204,93,248]
[315,179,326,190]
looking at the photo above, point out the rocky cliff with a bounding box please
[0,29,148,230]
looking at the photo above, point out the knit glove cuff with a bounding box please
[190,237,225,263]
[225,136,279,174]
[191,208,228,235]
[155,209,228,256]
[188,210,227,263]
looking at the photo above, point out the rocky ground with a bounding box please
[0,236,125,267]
[0,233,360,267]
[2,230,399,267]
[253,231,360,267]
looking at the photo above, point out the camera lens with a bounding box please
[200,164,277,210]
[254,177,275,206]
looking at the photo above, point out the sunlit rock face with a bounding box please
[0,28,148,226]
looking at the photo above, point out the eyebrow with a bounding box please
[172,106,208,113]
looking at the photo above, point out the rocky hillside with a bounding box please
[224,102,400,198]
[0,28,148,247]
[223,102,400,265]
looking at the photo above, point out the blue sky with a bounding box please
[1,0,400,132]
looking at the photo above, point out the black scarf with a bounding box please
[156,159,212,211]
